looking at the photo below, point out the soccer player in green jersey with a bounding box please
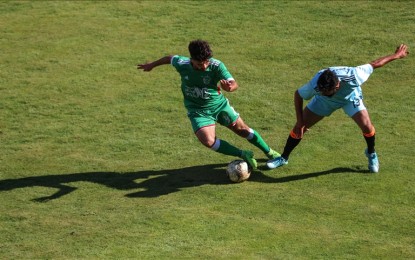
[137,39,279,169]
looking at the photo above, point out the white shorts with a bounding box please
[307,96,366,117]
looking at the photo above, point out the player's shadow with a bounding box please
[253,165,368,183]
[0,164,366,202]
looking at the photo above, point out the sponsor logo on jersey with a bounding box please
[184,86,211,99]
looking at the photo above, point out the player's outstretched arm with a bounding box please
[370,44,409,69]
[137,55,173,72]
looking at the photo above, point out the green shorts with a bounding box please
[187,99,240,133]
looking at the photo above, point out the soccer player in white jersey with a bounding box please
[138,39,280,169]
[267,44,409,173]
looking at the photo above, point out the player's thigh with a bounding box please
[216,101,251,136]
[351,109,373,133]
[188,111,216,146]
[217,100,240,127]
[195,125,217,147]
[343,99,373,132]
[303,107,324,128]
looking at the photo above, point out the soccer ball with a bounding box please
[226,159,252,183]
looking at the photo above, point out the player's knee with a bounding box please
[195,132,214,147]
[363,126,375,137]
[229,124,248,136]
[198,137,215,148]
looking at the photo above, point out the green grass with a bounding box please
[1,1,414,259]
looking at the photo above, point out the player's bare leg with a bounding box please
[195,125,257,169]
[303,107,325,129]
[229,117,280,160]
[195,125,216,148]
[267,107,324,169]
[352,110,379,173]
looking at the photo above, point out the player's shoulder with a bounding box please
[328,66,352,75]
[355,64,373,74]
[172,55,190,65]
[330,65,372,81]
[209,58,223,68]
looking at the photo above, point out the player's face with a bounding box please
[321,82,340,97]
[191,59,210,71]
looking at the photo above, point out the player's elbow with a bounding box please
[370,62,380,69]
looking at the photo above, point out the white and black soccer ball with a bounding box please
[226,159,252,183]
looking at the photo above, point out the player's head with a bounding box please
[317,69,340,97]
[188,39,212,71]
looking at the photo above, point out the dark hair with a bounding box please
[317,69,339,92]
[188,40,213,61]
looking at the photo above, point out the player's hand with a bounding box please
[137,63,154,72]
[395,44,409,59]
[220,79,235,92]
[292,122,307,139]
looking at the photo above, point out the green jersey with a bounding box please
[171,55,233,111]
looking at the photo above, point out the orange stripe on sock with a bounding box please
[290,130,301,139]
[363,129,376,138]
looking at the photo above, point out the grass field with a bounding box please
[1,1,414,259]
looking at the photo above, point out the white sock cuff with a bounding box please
[246,128,254,140]
[211,139,221,151]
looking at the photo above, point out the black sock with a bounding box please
[364,134,375,154]
[281,135,302,160]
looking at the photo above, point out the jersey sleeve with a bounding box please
[218,62,234,81]
[298,73,320,100]
[354,64,374,85]
[171,55,180,69]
